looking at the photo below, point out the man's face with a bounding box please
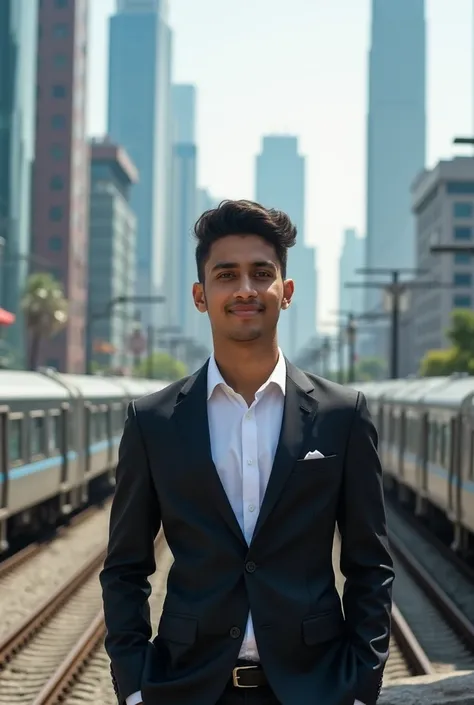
[192,234,294,343]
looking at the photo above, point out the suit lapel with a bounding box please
[171,362,246,547]
[251,361,319,544]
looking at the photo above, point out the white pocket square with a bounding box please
[304,449,325,460]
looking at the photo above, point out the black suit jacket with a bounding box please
[100,360,394,705]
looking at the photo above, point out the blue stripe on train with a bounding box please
[383,443,474,494]
[0,436,122,483]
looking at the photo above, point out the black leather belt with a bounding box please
[231,663,268,688]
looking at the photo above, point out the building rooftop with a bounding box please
[90,137,139,185]
[411,156,474,213]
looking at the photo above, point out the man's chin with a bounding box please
[228,328,262,343]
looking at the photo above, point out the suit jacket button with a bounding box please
[230,626,241,639]
[245,561,256,573]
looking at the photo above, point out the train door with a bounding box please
[418,412,429,498]
[60,403,69,485]
[398,409,406,480]
[106,404,113,467]
[84,402,92,475]
[447,415,458,518]
[0,407,9,551]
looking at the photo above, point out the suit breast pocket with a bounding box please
[293,454,339,474]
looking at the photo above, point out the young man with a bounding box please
[100,200,394,705]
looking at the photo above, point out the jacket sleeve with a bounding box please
[99,401,161,704]
[336,391,394,705]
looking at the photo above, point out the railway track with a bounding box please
[387,502,474,674]
[0,502,110,581]
[0,543,106,704]
[0,503,112,645]
[3,512,464,705]
[31,533,170,705]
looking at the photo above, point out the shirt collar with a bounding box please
[207,349,287,401]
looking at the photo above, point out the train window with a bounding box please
[9,418,22,463]
[68,412,75,448]
[115,407,125,432]
[49,414,61,452]
[443,424,451,468]
[429,422,438,462]
[470,431,474,480]
[409,418,419,454]
[31,416,45,457]
[91,411,106,443]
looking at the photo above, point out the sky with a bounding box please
[86,0,473,334]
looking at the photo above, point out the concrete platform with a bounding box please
[379,670,474,704]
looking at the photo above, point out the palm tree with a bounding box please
[21,273,68,370]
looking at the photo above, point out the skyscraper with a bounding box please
[256,135,317,358]
[108,0,172,326]
[0,0,39,366]
[364,0,426,356]
[31,0,89,372]
[338,228,365,315]
[87,139,138,374]
[366,0,425,273]
[166,85,197,339]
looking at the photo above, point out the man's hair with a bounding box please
[194,199,297,282]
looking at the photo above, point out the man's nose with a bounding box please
[234,275,258,298]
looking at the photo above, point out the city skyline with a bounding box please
[87,0,473,334]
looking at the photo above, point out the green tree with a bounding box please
[21,273,68,370]
[355,356,387,381]
[420,309,474,376]
[134,351,187,381]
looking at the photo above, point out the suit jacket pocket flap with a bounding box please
[294,455,338,471]
[158,612,198,645]
[302,609,345,646]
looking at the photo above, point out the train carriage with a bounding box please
[356,374,474,554]
[0,369,169,552]
[0,371,72,550]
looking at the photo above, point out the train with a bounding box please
[0,368,167,552]
[355,374,474,555]
[2,366,474,557]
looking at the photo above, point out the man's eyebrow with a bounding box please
[211,260,277,271]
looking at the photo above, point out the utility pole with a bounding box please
[86,294,166,374]
[345,268,428,379]
[328,310,358,383]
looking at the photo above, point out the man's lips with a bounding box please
[228,305,263,318]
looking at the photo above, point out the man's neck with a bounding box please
[212,340,280,405]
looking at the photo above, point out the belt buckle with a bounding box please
[232,665,259,688]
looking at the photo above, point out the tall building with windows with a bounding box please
[365,0,426,354]
[87,139,138,374]
[31,0,89,372]
[0,0,39,365]
[411,157,474,369]
[108,0,172,327]
[256,135,317,359]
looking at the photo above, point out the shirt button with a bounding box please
[247,459,252,465]
[230,626,241,639]
[248,504,255,512]
[245,561,256,573]
[245,411,252,419]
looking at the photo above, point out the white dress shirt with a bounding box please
[126,352,364,705]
